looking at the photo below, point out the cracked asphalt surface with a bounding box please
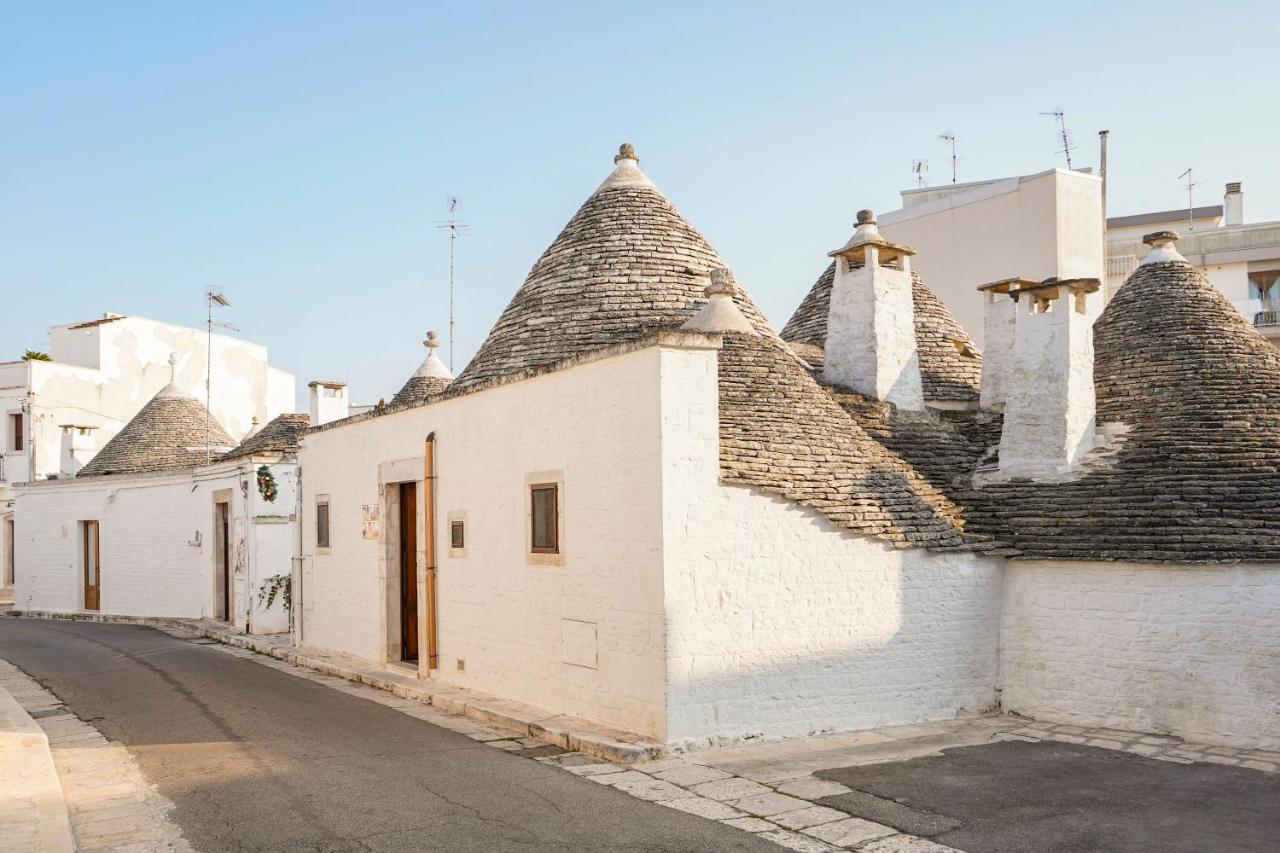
[0,618,778,852]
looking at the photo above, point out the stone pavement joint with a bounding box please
[0,657,193,853]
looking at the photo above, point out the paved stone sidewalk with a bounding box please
[0,659,194,853]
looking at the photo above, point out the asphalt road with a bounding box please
[817,738,1280,853]
[0,618,777,853]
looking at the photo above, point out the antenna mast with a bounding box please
[436,197,470,371]
[1040,109,1076,169]
[938,134,957,183]
[203,289,237,462]
[912,159,929,188]
[1177,168,1201,231]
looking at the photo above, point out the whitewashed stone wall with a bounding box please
[660,346,1004,748]
[298,343,676,737]
[12,462,295,632]
[1000,562,1280,751]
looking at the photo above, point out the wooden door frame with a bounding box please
[213,497,232,622]
[82,520,100,611]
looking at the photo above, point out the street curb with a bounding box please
[5,610,665,764]
[0,666,75,853]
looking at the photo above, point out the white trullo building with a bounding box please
[12,357,310,634]
[291,144,1279,752]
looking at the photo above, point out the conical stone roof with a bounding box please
[220,413,310,461]
[781,262,983,401]
[967,247,1280,562]
[390,331,453,407]
[79,378,235,477]
[450,145,776,392]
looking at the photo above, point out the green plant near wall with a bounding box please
[257,574,291,612]
[23,350,52,361]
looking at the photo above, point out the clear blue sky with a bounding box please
[5,1,1277,406]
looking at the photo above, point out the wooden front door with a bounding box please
[216,502,231,622]
[399,482,418,662]
[83,521,100,611]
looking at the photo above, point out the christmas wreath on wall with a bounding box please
[256,465,278,503]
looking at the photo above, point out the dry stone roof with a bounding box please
[781,262,983,401]
[964,259,1280,562]
[451,148,777,392]
[220,413,310,461]
[79,383,234,477]
[717,333,967,549]
[391,332,453,408]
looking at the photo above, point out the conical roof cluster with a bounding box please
[79,362,234,477]
[450,145,776,392]
[781,262,983,402]
[967,239,1280,562]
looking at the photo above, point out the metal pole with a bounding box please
[449,201,456,372]
[206,294,212,463]
[1099,130,1109,279]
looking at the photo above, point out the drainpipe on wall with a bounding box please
[423,433,439,672]
[293,467,304,646]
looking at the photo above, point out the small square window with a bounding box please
[530,484,558,554]
[450,520,465,550]
[316,500,330,548]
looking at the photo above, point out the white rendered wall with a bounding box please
[1001,562,1280,751]
[5,316,297,485]
[660,345,1003,748]
[12,461,294,632]
[979,293,1016,410]
[298,344,674,737]
[880,169,1104,347]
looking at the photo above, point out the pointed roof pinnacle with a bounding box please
[681,268,757,335]
[1140,230,1187,265]
[156,353,184,398]
[829,208,916,265]
[596,142,656,193]
[414,330,453,380]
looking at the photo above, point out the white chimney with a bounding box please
[824,210,924,410]
[308,381,349,426]
[976,278,1035,411]
[1224,182,1244,226]
[996,277,1102,479]
[60,424,98,477]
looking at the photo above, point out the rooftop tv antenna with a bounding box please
[938,134,958,183]
[435,196,470,371]
[1040,109,1076,169]
[912,159,929,188]
[1177,168,1201,231]
[204,288,238,462]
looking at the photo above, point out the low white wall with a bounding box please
[298,343,680,738]
[660,345,1003,748]
[13,461,294,632]
[1000,562,1280,751]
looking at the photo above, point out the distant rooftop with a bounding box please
[1107,205,1223,230]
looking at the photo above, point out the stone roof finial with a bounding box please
[167,352,178,382]
[614,143,638,164]
[1140,230,1186,266]
[425,330,440,350]
[856,209,876,226]
[681,267,756,335]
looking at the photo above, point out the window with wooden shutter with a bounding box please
[530,484,558,554]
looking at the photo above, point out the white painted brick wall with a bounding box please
[660,345,1003,747]
[298,344,674,737]
[14,462,295,632]
[1001,562,1280,751]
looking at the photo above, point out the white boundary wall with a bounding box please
[1000,562,1280,751]
[13,462,295,632]
[659,346,1004,747]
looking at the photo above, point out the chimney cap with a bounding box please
[1226,181,1243,194]
[828,207,916,263]
[307,380,348,389]
[977,276,1038,294]
[614,143,638,164]
[1020,276,1101,296]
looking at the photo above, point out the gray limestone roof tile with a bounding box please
[450,156,777,393]
[78,386,235,477]
[220,413,310,461]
